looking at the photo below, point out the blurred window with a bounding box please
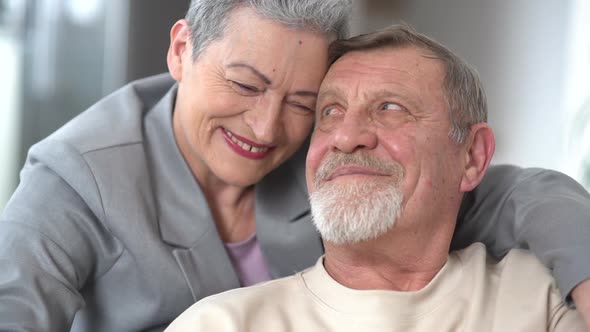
[564,0,590,189]
[0,0,24,210]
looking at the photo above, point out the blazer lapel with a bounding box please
[171,232,240,301]
[255,139,324,278]
[145,86,239,301]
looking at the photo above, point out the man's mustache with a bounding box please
[314,152,405,186]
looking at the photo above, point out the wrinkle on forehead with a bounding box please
[325,53,435,90]
[321,59,423,99]
[336,46,443,73]
[318,47,447,116]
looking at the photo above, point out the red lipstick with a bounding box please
[221,128,275,160]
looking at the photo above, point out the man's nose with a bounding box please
[330,111,378,153]
[243,96,283,144]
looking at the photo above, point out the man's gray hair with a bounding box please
[328,24,487,144]
[185,0,352,60]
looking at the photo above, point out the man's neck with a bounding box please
[323,225,454,292]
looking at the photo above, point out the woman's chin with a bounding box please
[215,169,267,188]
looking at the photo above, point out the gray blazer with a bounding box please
[1,74,589,331]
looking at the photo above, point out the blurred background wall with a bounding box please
[350,0,589,178]
[1,0,589,211]
[0,0,190,210]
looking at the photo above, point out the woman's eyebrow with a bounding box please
[228,63,318,98]
[226,62,271,85]
[289,91,318,99]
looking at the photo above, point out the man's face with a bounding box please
[306,46,468,244]
[170,7,331,187]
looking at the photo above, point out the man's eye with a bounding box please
[381,102,403,111]
[321,106,339,117]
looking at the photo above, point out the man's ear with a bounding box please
[167,19,191,81]
[460,123,495,192]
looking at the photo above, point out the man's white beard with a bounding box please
[309,153,404,245]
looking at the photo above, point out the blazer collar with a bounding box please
[255,139,325,278]
[144,85,216,248]
[256,138,311,223]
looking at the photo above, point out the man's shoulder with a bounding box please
[451,244,584,330]
[202,274,302,308]
[43,73,175,155]
[166,275,303,330]
[455,243,554,284]
[453,244,563,309]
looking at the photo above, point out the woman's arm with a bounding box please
[454,164,590,307]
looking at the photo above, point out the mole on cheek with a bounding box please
[299,40,303,45]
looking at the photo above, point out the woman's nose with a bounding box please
[243,97,283,144]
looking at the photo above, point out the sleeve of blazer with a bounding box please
[0,140,123,331]
[454,164,590,300]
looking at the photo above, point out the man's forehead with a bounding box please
[331,45,440,72]
[321,46,444,93]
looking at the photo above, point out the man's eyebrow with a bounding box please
[368,89,422,111]
[369,89,398,100]
[226,63,271,85]
[317,86,345,102]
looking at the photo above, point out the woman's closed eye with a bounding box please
[230,80,261,95]
[288,102,315,114]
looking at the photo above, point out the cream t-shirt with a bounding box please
[166,243,584,331]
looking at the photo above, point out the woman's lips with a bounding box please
[222,128,275,160]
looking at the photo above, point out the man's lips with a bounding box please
[326,165,391,181]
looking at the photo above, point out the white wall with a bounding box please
[351,0,573,171]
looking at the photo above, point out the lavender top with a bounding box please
[224,234,273,287]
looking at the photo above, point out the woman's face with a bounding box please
[168,7,331,188]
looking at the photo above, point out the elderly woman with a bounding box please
[0,1,589,331]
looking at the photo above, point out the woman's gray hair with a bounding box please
[329,24,487,144]
[185,0,352,60]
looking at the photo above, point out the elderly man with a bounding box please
[165,25,585,331]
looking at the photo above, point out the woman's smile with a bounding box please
[222,128,275,159]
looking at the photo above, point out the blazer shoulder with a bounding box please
[44,73,176,154]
